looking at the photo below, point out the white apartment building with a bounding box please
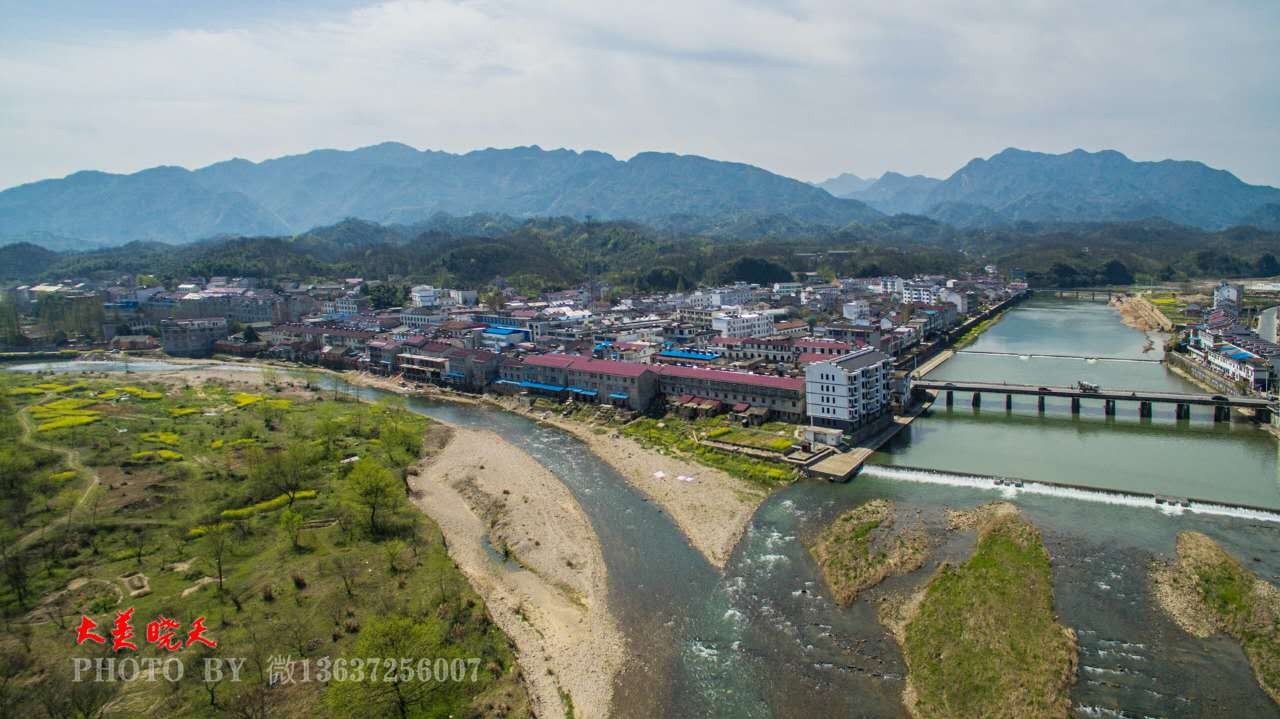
[400,306,448,332]
[1213,281,1244,310]
[902,282,942,304]
[842,300,871,321]
[685,285,753,309]
[711,311,775,338]
[805,348,895,432]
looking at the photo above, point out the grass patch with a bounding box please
[810,499,928,605]
[899,505,1075,718]
[622,416,794,485]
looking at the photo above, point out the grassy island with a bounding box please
[1153,531,1280,706]
[0,371,528,718]
[808,499,928,605]
[884,503,1076,719]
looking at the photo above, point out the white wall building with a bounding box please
[711,311,775,338]
[1213,281,1244,310]
[842,300,871,321]
[902,282,942,304]
[805,348,895,432]
[938,288,968,315]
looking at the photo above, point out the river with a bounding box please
[10,297,1280,717]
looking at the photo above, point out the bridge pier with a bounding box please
[1104,399,1116,416]
[1257,407,1273,423]
[1070,397,1081,415]
[1139,401,1152,418]
[1037,396,1045,413]
[1214,405,1231,423]
[1175,403,1190,420]
[1005,394,1013,411]
[972,392,981,408]
[945,390,953,407]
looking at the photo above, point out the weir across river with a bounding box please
[954,350,1164,364]
[912,378,1275,422]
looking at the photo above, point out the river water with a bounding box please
[10,297,1280,717]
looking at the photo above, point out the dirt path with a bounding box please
[14,399,102,551]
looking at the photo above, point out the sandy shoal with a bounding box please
[411,426,624,719]
[506,404,768,569]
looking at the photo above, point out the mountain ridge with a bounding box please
[4,144,1280,249]
[0,143,882,247]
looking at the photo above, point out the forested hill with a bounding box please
[6,215,1278,293]
[0,144,882,247]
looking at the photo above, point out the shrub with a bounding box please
[141,431,181,445]
[121,386,163,400]
[233,392,264,408]
[131,449,184,462]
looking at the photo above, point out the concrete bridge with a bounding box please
[914,379,1274,422]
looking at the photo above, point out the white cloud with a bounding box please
[0,0,1277,189]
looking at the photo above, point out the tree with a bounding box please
[1256,253,1280,277]
[1,544,29,607]
[242,325,261,343]
[251,445,319,506]
[710,256,792,285]
[328,552,360,597]
[346,460,403,536]
[279,508,303,551]
[1100,259,1134,285]
[480,289,505,311]
[204,523,231,593]
[325,615,448,719]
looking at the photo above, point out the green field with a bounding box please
[0,371,528,718]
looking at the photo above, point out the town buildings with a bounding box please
[804,348,895,432]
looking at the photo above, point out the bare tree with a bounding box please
[204,524,231,593]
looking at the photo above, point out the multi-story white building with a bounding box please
[400,306,448,332]
[711,311,774,338]
[805,347,894,432]
[842,300,871,321]
[1213,281,1244,310]
[685,286,753,309]
[902,282,942,304]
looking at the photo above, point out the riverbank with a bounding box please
[410,425,625,719]
[1110,294,1174,333]
[495,398,768,569]
[1152,531,1280,706]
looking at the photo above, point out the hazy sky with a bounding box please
[2,0,1277,191]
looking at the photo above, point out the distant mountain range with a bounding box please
[0,143,881,248]
[829,148,1280,230]
[813,172,875,197]
[3,143,1279,250]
